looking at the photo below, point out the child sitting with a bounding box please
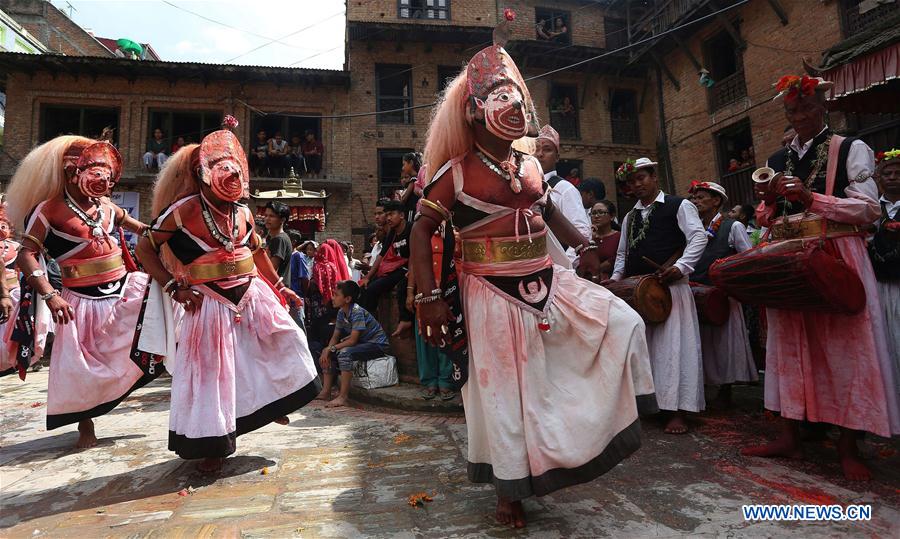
[316,280,391,407]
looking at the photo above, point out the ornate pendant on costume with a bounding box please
[92,226,104,239]
[538,318,551,332]
[224,241,234,253]
[234,312,242,324]
[475,147,525,194]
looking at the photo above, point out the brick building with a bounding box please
[346,0,657,227]
[602,0,900,206]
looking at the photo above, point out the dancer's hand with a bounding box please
[0,296,13,322]
[281,287,303,310]
[47,294,74,325]
[174,288,204,313]
[417,299,453,347]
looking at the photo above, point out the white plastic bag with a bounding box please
[351,355,398,389]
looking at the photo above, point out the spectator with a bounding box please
[288,134,306,176]
[360,200,412,337]
[566,167,581,187]
[739,149,753,168]
[267,131,290,178]
[400,152,423,223]
[341,241,364,281]
[578,178,607,216]
[536,18,553,40]
[306,243,340,361]
[406,258,456,401]
[728,158,740,172]
[560,96,575,117]
[590,200,620,281]
[263,201,292,285]
[143,128,168,171]
[369,198,391,262]
[302,131,324,178]
[249,129,269,176]
[316,280,390,407]
[171,136,186,154]
[99,126,116,147]
[289,233,312,298]
[550,17,568,42]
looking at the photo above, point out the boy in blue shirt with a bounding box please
[316,280,390,407]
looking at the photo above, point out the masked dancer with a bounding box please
[6,137,160,448]
[136,129,320,473]
[410,13,655,528]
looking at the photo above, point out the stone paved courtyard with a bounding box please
[1,371,899,538]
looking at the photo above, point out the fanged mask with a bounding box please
[199,130,250,202]
[72,142,122,199]
[474,83,530,141]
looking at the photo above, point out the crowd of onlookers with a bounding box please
[726,146,756,172]
[141,127,325,179]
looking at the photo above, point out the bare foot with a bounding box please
[274,416,290,425]
[496,497,526,528]
[325,396,349,408]
[840,454,871,481]
[197,457,225,474]
[741,438,802,459]
[838,428,871,481]
[664,413,689,434]
[76,419,97,448]
[315,390,332,401]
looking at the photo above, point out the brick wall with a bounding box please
[347,0,496,26]
[0,0,112,56]
[658,0,842,198]
[0,70,354,236]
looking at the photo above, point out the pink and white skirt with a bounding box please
[168,277,320,459]
[460,261,655,500]
[46,272,163,429]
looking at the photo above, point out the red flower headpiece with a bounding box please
[221,115,239,130]
[689,180,710,192]
[503,8,516,21]
[876,149,900,165]
[774,75,821,103]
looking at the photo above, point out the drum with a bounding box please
[709,239,865,314]
[605,275,672,323]
[690,282,729,326]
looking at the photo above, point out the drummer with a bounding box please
[687,181,757,407]
[745,74,899,480]
[609,157,707,434]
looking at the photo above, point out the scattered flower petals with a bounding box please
[260,467,269,475]
[177,489,188,497]
[408,492,435,508]
[393,433,412,444]
[30,402,44,408]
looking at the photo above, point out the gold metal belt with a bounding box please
[60,256,125,280]
[187,257,255,282]
[769,218,861,241]
[461,234,547,263]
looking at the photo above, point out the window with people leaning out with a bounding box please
[249,114,323,179]
[376,64,413,124]
[142,110,222,171]
[398,0,449,20]
[549,83,579,140]
[40,104,119,144]
[535,8,570,45]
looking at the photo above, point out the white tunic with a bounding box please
[611,191,707,412]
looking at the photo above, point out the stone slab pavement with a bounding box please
[1,371,898,538]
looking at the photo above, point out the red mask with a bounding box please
[199,130,250,202]
[71,142,122,199]
[0,220,10,241]
[475,83,529,141]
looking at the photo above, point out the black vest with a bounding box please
[767,129,856,216]
[624,194,687,277]
[547,174,565,188]
[692,216,736,285]
[869,201,900,281]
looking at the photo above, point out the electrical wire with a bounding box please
[224,11,345,63]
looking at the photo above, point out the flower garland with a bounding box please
[705,213,724,239]
[876,148,900,164]
[785,135,830,190]
[775,75,820,104]
[627,203,657,249]
[616,159,637,181]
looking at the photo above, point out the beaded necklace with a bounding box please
[199,193,239,252]
[474,144,525,193]
[63,189,107,243]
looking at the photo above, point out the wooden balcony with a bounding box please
[708,70,747,112]
[611,116,641,145]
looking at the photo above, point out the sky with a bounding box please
[48,0,347,69]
